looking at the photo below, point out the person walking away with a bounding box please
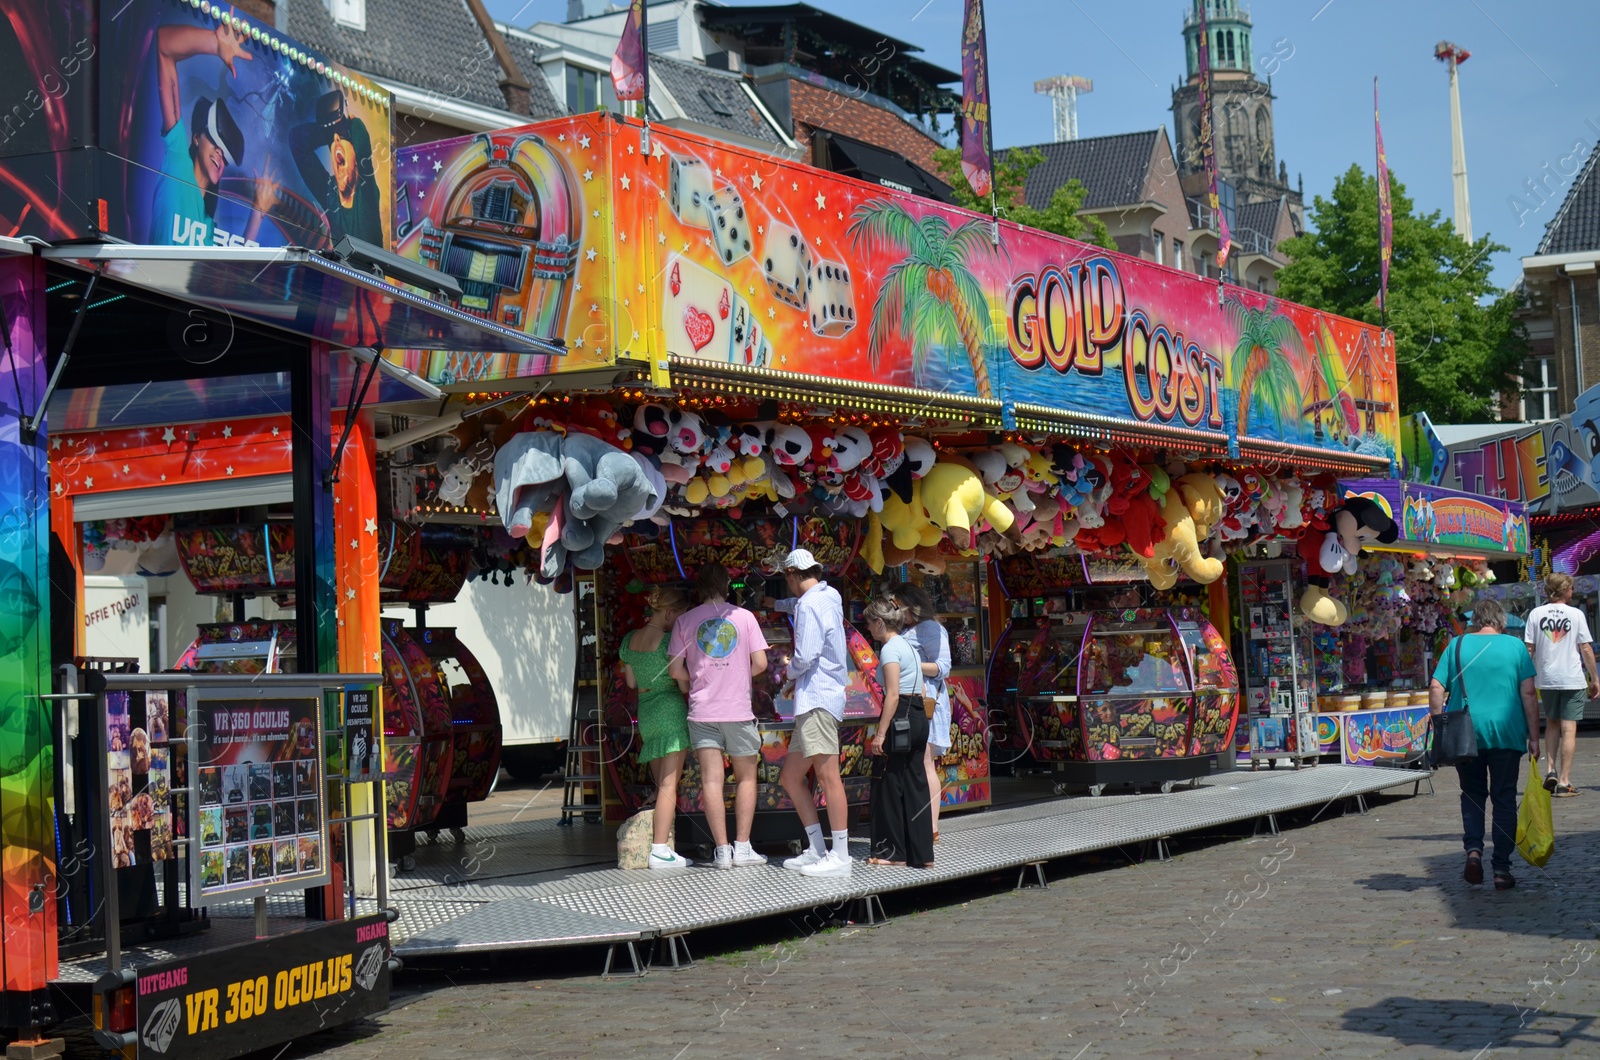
[1524,572,1599,797]
[668,564,769,870]
[773,549,854,878]
[896,584,952,841]
[1429,598,1539,890]
[863,598,935,868]
[619,585,692,869]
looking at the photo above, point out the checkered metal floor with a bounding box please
[389,764,1430,958]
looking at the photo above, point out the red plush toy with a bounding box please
[1120,491,1166,559]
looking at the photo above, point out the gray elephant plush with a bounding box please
[559,433,653,569]
[493,432,564,539]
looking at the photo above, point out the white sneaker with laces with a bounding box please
[731,846,768,867]
[783,848,825,871]
[712,845,734,870]
[648,849,690,871]
[799,850,852,878]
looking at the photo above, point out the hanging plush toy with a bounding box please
[1297,496,1399,625]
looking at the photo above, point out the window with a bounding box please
[698,88,734,117]
[566,65,617,113]
[325,0,365,30]
[1526,357,1557,420]
[647,19,680,52]
[1153,232,1165,265]
[1173,239,1184,270]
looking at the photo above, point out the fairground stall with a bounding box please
[0,1,554,1055]
[377,111,1403,832]
[1307,480,1528,765]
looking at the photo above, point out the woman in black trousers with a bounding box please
[864,598,935,868]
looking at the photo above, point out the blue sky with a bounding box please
[486,1,1599,290]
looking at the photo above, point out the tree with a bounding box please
[1273,164,1528,423]
[848,200,998,398]
[931,146,1116,251]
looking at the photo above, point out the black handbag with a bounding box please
[886,706,913,753]
[1430,636,1480,766]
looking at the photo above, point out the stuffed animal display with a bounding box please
[471,399,1368,581]
[1296,496,1400,626]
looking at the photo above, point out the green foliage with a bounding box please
[1274,164,1528,423]
[931,145,1116,250]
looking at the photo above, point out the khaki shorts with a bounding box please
[1541,688,1587,723]
[687,719,762,758]
[792,709,840,758]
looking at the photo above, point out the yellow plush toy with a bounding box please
[881,478,942,550]
[861,512,886,573]
[1138,472,1225,588]
[920,459,1016,537]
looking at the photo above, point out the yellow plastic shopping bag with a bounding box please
[1516,755,1555,868]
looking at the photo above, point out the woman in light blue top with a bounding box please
[896,584,952,841]
[863,597,935,868]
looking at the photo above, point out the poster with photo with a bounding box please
[131,727,150,774]
[148,747,171,802]
[189,693,328,903]
[148,690,169,744]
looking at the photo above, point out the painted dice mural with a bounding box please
[762,222,814,310]
[807,259,856,338]
[668,153,714,228]
[707,186,753,265]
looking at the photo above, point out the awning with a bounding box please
[819,131,954,203]
[40,245,562,357]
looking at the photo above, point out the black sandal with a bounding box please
[1494,872,1516,891]
[1463,850,1483,885]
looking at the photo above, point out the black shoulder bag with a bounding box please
[1430,636,1480,766]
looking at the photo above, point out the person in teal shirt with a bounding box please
[149,19,277,246]
[1429,598,1539,890]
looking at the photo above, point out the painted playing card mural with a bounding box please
[389,115,1398,462]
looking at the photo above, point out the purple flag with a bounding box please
[960,0,993,199]
[1375,77,1393,313]
[1197,1,1232,269]
[610,0,647,102]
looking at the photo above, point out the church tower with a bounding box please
[1171,0,1301,226]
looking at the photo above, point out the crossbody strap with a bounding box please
[1451,635,1470,714]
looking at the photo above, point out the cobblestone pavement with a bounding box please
[64,734,1600,1059]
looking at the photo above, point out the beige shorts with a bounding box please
[687,719,762,758]
[792,709,840,758]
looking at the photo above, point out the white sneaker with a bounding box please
[731,846,768,867]
[712,845,734,870]
[648,849,691,871]
[799,850,852,878]
[783,848,825,871]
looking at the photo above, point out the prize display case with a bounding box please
[1014,608,1239,792]
[906,559,991,810]
[1236,560,1319,767]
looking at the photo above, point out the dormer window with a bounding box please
[326,0,366,31]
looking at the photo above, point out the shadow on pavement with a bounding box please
[1341,996,1599,1053]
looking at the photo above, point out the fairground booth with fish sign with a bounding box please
[376,109,1420,845]
[0,2,555,1056]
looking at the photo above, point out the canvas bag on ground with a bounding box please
[617,808,674,869]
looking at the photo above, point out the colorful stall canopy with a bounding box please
[390,116,1399,470]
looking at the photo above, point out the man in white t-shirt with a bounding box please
[1524,572,1600,797]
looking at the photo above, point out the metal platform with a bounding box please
[387,763,1429,959]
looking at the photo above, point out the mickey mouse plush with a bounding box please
[1296,496,1399,625]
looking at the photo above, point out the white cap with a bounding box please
[781,548,819,572]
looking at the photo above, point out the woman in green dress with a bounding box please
[620,585,693,870]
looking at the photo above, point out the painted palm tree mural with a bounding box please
[1224,298,1305,439]
[848,200,998,399]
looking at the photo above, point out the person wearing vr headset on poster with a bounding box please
[151,17,278,246]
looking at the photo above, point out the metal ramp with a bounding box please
[389,764,1428,962]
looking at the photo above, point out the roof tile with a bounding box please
[1008,132,1162,211]
[1538,141,1600,255]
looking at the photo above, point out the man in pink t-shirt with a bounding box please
[668,563,770,869]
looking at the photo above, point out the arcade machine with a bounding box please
[991,552,1240,793]
[378,522,501,868]
[597,516,884,845]
[172,518,300,675]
